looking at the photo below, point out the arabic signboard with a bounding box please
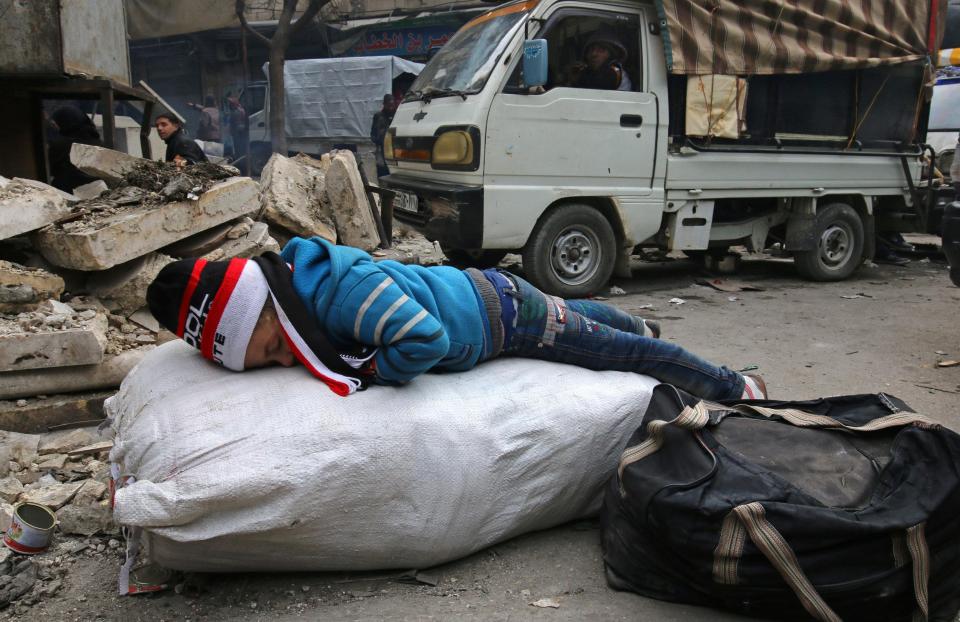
[350,26,455,57]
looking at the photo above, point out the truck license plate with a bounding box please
[393,191,419,214]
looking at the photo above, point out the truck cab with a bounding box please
[382,0,932,297]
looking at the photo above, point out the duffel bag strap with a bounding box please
[708,402,938,433]
[906,523,930,621]
[617,401,710,492]
[731,502,842,622]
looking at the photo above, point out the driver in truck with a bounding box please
[567,31,632,91]
[147,237,767,402]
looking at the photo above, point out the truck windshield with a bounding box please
[406,2,531,100]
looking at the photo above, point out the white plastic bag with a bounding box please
[108,341,656,572]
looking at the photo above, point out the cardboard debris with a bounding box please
[35,177,258,271]
[0,178,74,241]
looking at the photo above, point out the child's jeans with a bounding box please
[497,271,746,401]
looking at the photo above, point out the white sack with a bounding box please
[107,341,656,572]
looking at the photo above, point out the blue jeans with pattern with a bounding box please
[500,273,745,400]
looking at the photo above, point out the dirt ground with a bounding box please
[6,238,958,621]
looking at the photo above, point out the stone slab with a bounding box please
[259,152,336,241]
[202,222,280,261]
[324,150,380,251]
[0,312,107,373]
[56,502,117,536]
[38,427,95,456]
[20,480,83,510]
[72,180,108,200]
[0,391,111,434]
[86,253,174,316]
[0,261,65,313]
[70,143,148,186]
[34,177,258,271]
[0,178,73,241]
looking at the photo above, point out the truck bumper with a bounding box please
[380,174,484,248]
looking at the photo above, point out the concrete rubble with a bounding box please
[259,151,380,251]
[0,138,450,615]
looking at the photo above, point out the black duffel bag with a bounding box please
[601,384,960,621]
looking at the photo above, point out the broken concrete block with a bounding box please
[0,178,73,241]
[38,428,95,456]
[0,476,23,503]
[34,177,258,271]
[259,153,336,241]
[56,502,116,536]
[0,261,65,314]
[86,253,174,316]
[19,480,83,510]
[0,343,150,401]
[324,150,380,252]
[0,391,111,434]
[73,479,107,506]
[36,453,67,470]
[72,179,108,200]
[0,432,39,471]
[202,222,280,261]
[69,144,147,187]
[226,217,253,239]
[0,311,107,372]
[161,222,233,258]
[128,310,159,333]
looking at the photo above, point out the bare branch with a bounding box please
[236,0,273,47]
[290,0,331,36]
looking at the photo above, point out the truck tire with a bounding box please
[522,203,616,297]
[794,203,864,281]
[441,247,509,269]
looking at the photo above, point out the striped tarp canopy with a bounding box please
[655,0,949,75]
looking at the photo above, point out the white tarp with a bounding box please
[107,341,656,572]
[279,56,424,140]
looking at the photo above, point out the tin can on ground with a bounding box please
[3,502,56,554]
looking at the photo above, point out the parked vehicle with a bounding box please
[381,0,946,296]
[247,56,423,173]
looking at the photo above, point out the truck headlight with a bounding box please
[432,131,473,165]
[431,127,479,170]
[383,131,395,160]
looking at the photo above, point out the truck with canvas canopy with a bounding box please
[380,0,947,296]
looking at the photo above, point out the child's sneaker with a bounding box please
[741,374,767,399]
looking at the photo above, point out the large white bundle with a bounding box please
[107,341,656,572]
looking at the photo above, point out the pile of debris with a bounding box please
[0,142,388,610]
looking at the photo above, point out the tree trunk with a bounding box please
[268,43,288,155]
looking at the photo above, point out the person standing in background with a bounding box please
[188,96,221,142]
[48,105,103,192]
[370,94,397,178]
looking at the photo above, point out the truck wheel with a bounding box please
[522,203,616,297]
[794,203,864,281]
[441,247,509,269]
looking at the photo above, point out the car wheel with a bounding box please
[522,203,616,297]
[441,247,509,269]
[794,203,864,281]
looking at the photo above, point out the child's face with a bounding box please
[244,306,296,370]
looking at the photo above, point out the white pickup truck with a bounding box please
[381,0,943,296]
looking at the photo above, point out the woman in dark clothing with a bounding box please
[154,113,208,166]
[48,105,103,192]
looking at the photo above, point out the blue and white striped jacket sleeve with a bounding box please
[338,272,449,384]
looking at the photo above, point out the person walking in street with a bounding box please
[227,96,249,164]
[154,113,208,166]
[147,237,766,401]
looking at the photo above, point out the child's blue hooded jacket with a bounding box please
[281,237,493,384]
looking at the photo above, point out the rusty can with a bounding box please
[3,502,56,554]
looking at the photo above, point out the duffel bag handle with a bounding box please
[732,502,842,622]
[722,504,931,622]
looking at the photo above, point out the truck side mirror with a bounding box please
[522,39,548,88]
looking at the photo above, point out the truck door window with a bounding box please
[506,10,640,93]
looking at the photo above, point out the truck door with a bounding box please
[485,7,658,194]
